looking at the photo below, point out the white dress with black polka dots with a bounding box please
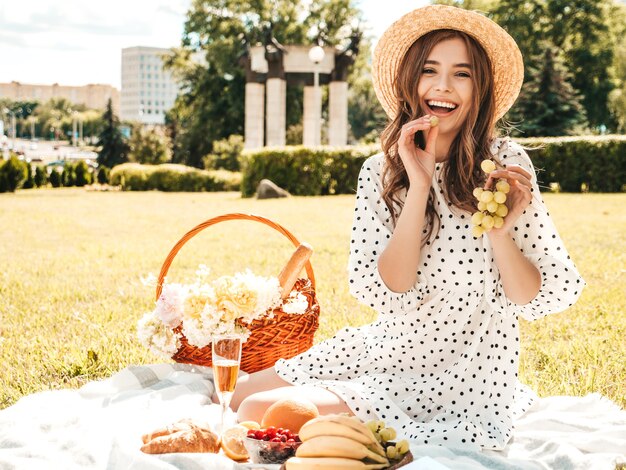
[274,137,584,450]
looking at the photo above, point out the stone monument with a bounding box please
[240,28,361,149]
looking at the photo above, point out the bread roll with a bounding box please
[278,243,313,299]
[140,419,220,454]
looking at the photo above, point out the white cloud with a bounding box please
[0,0,191,88]
[0,0,428,89]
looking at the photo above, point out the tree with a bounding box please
[32,97,76,141]
[455,0,620,133]
[607,3,626,132]
[347,35,387,143]
[348,77,387,143]
[489,0,549,73]
[128,124,171,164]
[96,99,129,168]
[0,100,39,138]
[512,48,586,136]
[544,0,616,131]
[608,36,626,132]
[165,0,361,166]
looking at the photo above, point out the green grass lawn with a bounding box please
[1,189,624,409]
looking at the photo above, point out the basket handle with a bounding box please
[156,213,316,300]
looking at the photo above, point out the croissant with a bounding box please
[141,418,196,444]
[140,419,220,454]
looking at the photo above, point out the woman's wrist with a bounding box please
[487,229,512,244]
[407,185,430,198]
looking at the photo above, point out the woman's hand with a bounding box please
[485,165,533,237]
[397,115,439,191]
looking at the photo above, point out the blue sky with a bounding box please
[0,0,427,89]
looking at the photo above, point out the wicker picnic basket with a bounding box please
[155,213,320,373]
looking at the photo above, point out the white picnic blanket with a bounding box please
[0,364,624,470]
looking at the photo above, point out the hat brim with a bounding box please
[372,5,523,121]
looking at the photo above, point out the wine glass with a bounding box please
[212,335,242,433]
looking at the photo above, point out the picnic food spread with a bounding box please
[139,410,411,468]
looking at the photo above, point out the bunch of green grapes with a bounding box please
[365,420,410,460]
[471,159,510,237]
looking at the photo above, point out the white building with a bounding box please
[121,46,180,125]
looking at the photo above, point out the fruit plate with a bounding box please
[277,451,413,470]
[388,450,414,469]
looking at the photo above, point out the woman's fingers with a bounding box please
[424,124,438,156]
[505,164,532,180]
[486,168,532,190]
[512,181,532,203]
[399,115,433,140]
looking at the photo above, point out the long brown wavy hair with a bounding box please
[381,30,498,243]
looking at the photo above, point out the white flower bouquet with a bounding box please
[137,266,310,359]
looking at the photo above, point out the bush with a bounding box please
[22,164,35,189]
[62,163,76,187]
[518,135,626,192]
[97,166,109,184]
[49,169,62,188]
[109,163,241,192]
[109,163,149,190]
[240,145,380,197]
[0,156,28,192]
[74,161,91,187]
[34,165,48,187]
[203,135,244,171]
[241,136,625,197]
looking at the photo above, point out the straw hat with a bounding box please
[372,5,523,121]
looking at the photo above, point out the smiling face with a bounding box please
[417,37,473,140]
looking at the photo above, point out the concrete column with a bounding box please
[266,78,286,147]
[302,86,322,146]
[328,81,348,146]
[244,82,265,150]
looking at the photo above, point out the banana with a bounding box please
[285,457,389,469]
[299,415,385,456]
[296,436,389,465]
[299,420,381,454]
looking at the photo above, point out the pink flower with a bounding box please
[154,283,186,327]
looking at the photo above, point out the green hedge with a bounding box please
[241,136,625,196]
[109,163,241,192]
[518,135,625,192]
[240,145,379,197]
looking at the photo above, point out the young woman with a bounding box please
[231,5,584,450]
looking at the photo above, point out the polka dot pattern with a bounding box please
[275,137,585,450]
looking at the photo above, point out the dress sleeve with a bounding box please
[348,154,427,315]
[484,139,586,321]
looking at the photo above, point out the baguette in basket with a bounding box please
[137,213,320,373]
